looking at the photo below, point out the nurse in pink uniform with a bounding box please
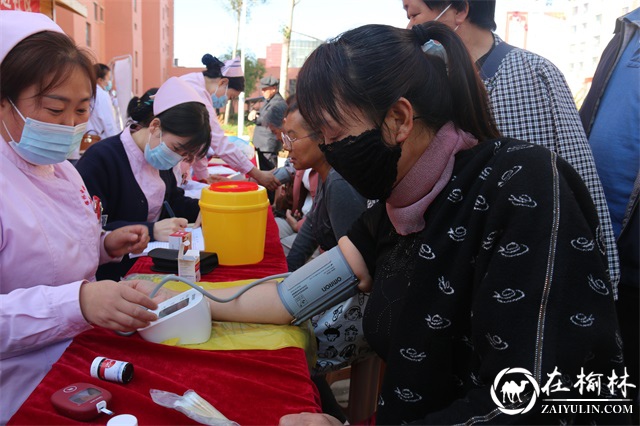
[180,54,281,191]
[76,77,212,281]
[0,11,161,423]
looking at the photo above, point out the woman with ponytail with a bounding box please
[179,54,280,190]
[278,21,627,425]
[132,23,627,425]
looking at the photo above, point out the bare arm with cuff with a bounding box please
[136,237,371,325]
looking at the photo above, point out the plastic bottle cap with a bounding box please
[106,414,138,426]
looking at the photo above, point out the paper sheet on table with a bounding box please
[182,180,209,199]
[124,274,316,366]
[208,165,237,176]
[130,227,205,258]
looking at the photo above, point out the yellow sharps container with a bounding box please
[199,181,269,265]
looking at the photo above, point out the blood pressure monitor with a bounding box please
[133,245,359,345]
[138,288,212,344]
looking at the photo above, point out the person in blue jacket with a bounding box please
[579,7,640,415]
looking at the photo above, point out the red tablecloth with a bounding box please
[9,209,322,425]
[9,329,319,425]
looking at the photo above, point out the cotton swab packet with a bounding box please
[150,389,238,426]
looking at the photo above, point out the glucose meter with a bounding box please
[138,288,212,344]
[51,383,113,421]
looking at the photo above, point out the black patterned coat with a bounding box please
[348,139,628,425]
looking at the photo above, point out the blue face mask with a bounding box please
[144,130,183,170]
[211,84,228,109]
[105,80,113,92]
[4,99,86,165]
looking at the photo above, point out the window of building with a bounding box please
[134,0,137,13]
[595,14,602,24]
[94,3,98,20]
[135,51,138,67]
[100,7,104,21]
[583,3,588,13]
[86,23,91,46]
[572,6,578,15]
[135,79,139,95]
[134,22,137,30]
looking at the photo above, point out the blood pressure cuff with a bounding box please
[277,246,359,326]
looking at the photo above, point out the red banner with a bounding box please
[0,0,40,13]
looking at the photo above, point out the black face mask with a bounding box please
[319,128,401,201]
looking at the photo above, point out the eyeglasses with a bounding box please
[281,131,317,150]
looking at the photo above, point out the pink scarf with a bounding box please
[386,122,478,235]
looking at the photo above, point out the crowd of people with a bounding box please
[0,1,637,425]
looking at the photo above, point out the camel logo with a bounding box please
[490,367,540,415]
[502,380,528,403]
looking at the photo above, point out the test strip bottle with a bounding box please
[90,357,134,384]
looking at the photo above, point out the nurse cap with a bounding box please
[222,57,243,78]
[0,10,64,64]
[153,77,205,115]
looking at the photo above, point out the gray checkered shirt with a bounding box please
[482,35,620,296]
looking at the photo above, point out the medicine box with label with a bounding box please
[178,249,201,282]
[169,230,191,252]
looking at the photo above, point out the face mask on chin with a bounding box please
[319,128,401,201]
[4,98,86,165]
